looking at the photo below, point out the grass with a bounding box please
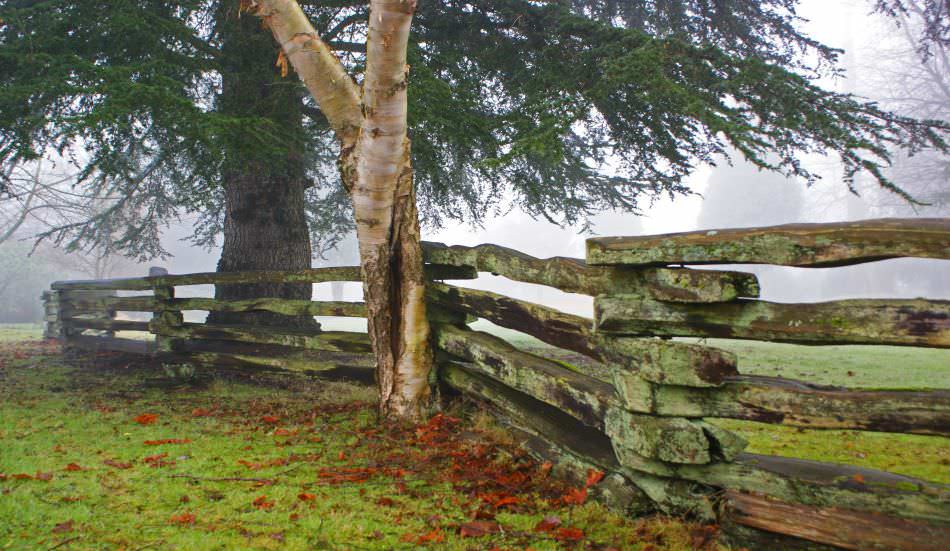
[518,330,949,484]
[0,332,719,550]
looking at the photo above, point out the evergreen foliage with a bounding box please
[0,0,946,259]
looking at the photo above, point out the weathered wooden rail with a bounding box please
[44,217,950,550]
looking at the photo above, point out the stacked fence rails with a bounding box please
[45,263,475,375]
[42,217,950,550]
[425,217,950,550]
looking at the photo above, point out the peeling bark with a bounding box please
[252,0,432,420]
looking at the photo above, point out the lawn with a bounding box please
[0,328,718,550]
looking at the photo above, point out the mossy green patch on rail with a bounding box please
[0,336,720,550]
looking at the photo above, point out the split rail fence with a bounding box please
[44,218,949,550]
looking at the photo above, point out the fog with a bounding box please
[1,0,946,324]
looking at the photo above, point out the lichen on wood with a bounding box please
[602,337,737,387]
[432,324,615,429]
[605,407,713,464]
[422,241,759,302]
[427,282,598,358]
[595,295,950,347]
[587,217,950,267]
[151,323,373,354]
[171,297,367,318]
[652,376,950,436]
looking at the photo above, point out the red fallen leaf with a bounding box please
[103,459,133,470]
[191,408,212,417]
[273,428,292,436]
[539,461,553,477]
[562,487,587,505]
[534,516,562,532]
[459,520,501,538]
[169,512,196,525]
[134,413,158,425]
[51,520,74,533]
[852,474,865,484]
[261,415,280,424]
[337,451,345,461]
[11,473,33,480]
[493,496,520,508]
[585,469,605,487]
[34,471,53,481]
[289,513,300,521]
[144,438,191,446]
[376,497,395,507]
[64,463,83,472]
[253,495,274,510]
[554,527,585,542]
[143,453,175,468]
[297,493,316,502]
[416,529,445,544]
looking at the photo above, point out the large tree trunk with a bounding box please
[252,0,434,420]
[210,1,317,329]
[211,166,317,327]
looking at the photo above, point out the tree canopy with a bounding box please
[1,0,947,259]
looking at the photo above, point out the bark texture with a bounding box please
[351,0,432,419]
[210,3,317,328]
[252,0,433,419]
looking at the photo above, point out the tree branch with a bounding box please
[250,0,363,146]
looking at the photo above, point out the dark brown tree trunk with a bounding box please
[207,1,318,329]
[209,167,318,328]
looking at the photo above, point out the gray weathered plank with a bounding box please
[587,217,950,267]
[152,323,373,353]
[423,241,759,302]
[51,264,475,291]
[638,376,950,436]
[595,295,950,347]
[171,297,367,318]
[432,324,615,430]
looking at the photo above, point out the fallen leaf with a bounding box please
[297,493,316,502]
[261,415,280,424]
[852,474,865,484]
[191,408,212,417]
[253,495,274,510]
[134,413,158,425]
[562,487,587,505]
[169,512,195,525]
[51,520,74,533]
[103,459,133,470]
[144,439,191,446]
[64,463,83,472]
[416,529,445,544]
[585,469,605,487]
[493,496,520,508]
[376,497,395,507]
[459,520,501,538]
[34,471,53,481]
[554,527,584,541]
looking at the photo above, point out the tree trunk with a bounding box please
[211,167,317,328]
[252,0,434,420]
[209,1,317,329]
[352,0,433,420]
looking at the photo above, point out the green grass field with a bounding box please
[0,327,718,550]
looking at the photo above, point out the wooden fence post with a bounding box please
[41,290,63,340]
[151,284,184,354]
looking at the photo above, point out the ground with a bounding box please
[0,325,719,551]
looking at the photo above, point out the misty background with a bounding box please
[1,0,947,325]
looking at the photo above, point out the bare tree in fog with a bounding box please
[867,1,950,214]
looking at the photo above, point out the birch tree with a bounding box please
[247,0,431,419]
